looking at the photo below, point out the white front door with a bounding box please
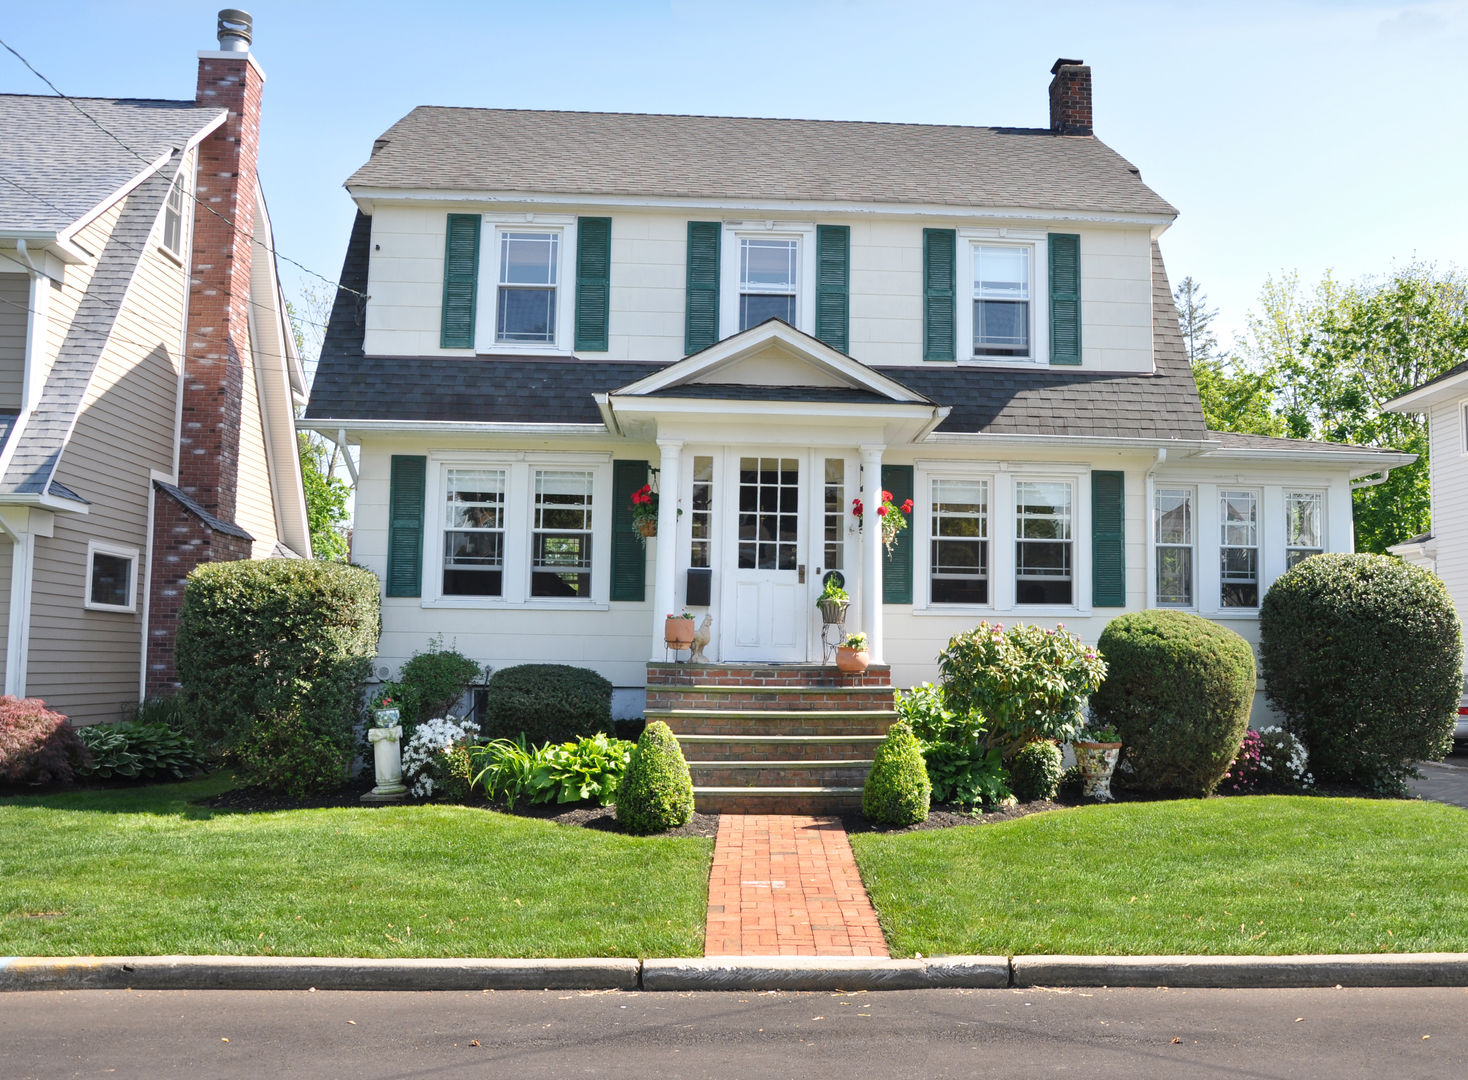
[720,453,809,663]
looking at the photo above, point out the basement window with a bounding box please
[85,541,138,613]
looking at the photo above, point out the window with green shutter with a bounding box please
[611,460,649,602]
[440,214,480,349]
[574,216,611,351]
[1048,233,1081,365]
[923,229,956,361]
[387,455,427,597]
[814,224,850,352]
[882,464,915,604]
[685,221,721,354]
[1091,470,1126,607]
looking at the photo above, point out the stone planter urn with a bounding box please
[817,596,850,626]
[1074,739,1122,801]
[362,708,407,803]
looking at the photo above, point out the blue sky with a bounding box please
[4,0,1465,351]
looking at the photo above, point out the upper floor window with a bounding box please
[1015,480,1072,605]
[931,478,989,605]
[720,224,816,338]
[1155,487,1194,606]
[1285,491,1324,569]
[739,238,797,329]
[1220,489,1260,608]
[497,231,560,345]
[972,244,1031,358]
[161,176,186,257]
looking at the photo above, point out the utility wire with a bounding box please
[0,32,368,301]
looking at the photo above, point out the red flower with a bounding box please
[881,490,893,501]
[876,505,888,517]
[901,499,914,514]
[852,499,864,516]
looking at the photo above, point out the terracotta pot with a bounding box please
[1074,740,1122,801]
[665,616,696,648]
[834,646,870,674]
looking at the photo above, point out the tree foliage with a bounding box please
[288,288,353,561]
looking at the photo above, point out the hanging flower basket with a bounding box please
[852,490,915,555]
[635,518,658,539]
[630,484,658,545]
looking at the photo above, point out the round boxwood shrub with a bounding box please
[397,637,484,732]
[615,721,694,834]
[1090,610,1256,796]
[1008,739,1063,802]
[175,559,380,796]
[1260,553,1461,793]
[862,720,931,825]
[481,664,614,746]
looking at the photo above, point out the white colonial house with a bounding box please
[306,59,1407,803]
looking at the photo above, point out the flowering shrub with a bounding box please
[1224,728,1265,792]
[852,490,914,554]
[1258,726,1313,787]
[402,716,481,800]
[938,622,1106,757]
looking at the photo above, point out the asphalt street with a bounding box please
[4,986,1466,1079]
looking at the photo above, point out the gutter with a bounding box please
[299,418,610,437]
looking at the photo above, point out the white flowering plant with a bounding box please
[1256,726,1313,787]
[402,716,481,800]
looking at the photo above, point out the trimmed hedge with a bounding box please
[397,638,484,732]
[1091,610,1256,796]
[615,721,694,834]
[863,721,931,825]
[481,664,614,746]
[175,559,380,796]
[0,696,89,786]
[1009,740,1063,802]
[1260,553,1461,793]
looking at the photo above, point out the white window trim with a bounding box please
[158,174,190,265]
[956,229,1049,367]
[1460,401,1468,456]
[473,214,578,355]
[913,462,1090,616]
[84,540,139,613]
[719,222,817,339]
[422,451,612,609]
[1153,485,1197,610]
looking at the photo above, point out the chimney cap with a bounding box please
[216,8,253,51]
[1050,57,1085,75]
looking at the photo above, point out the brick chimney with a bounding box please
[180,8,264,522]
[1048,58,1092,135]
[146,10,263,696]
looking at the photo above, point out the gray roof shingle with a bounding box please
[347,107,1177,218]
[154,481,254,540]
[0,95,223,233]
[1207,430,1403,455]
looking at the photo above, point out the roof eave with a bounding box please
[1384,372,1468,413]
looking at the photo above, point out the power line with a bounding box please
[0,32,368,301]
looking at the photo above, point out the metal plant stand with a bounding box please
[818,597,850,663]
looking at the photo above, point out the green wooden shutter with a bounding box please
[814,224,850,352]
[1091,470,1126,607]
[440,214,480,349]
[386,455,427,598]
[1048,233,1081,366]
[684,221,721,354]
[611,459,649,602]
[574,216,611,351]
[923,229,956,361]
[881,464,915,605]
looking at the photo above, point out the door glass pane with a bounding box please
[738,456,799,573]
[691,455,713,570]
[823,459,845,570]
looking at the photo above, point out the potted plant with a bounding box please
[630,483,658,543]
[852,490,915,555]
[835,631,870,673]
[664,611,697,649]
[364,684,407,801]
[1073,721,1123,802]
[817,577,850,625]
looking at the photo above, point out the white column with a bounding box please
[651,439,683,660]
[860,444,885,665]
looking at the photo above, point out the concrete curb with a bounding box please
[3,953,1468,992]
[1011,953,1468,989]
[0,956,640,992]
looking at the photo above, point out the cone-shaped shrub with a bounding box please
[862,720,931,825]
[1091,610,1255,796]
[1009,739,1063,802]
[615,721,694,834]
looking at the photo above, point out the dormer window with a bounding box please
[497,231,560,345]
[739,238,798,329]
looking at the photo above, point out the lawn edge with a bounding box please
[6,953,1468,992]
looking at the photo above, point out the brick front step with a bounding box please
[689,762,873,788]
[652,708,897,737]
[678,733,888,762]
[648,662,892,689]
[694,786,865,814]
[647,684,897,713]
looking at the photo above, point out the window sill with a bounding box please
[83,601,137,614]
[156,244,184,267]
[419,598,609,612]
[478,343,574,357]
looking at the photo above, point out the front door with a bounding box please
[721,454,808,663]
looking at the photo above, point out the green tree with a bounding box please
[288,289,353,561]
[1175,275,1284,436]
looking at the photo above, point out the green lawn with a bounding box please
[0,775,713,958]
[851,797,1468,957]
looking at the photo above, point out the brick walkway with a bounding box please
[704,815,889,957]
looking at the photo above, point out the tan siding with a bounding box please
[24,182,188,724]
[0,273,27,411]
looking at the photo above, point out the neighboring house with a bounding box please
[0,10,308,723]
[1386,364,1468,734]
[306,59,1409,725]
